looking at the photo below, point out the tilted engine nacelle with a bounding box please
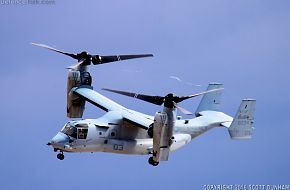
[67,70,92,118]
[152,112,170,162]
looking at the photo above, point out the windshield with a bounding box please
[61,123,77,138]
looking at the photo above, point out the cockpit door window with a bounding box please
[77,128,88,139]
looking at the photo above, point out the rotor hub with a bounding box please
[164,93,176,108]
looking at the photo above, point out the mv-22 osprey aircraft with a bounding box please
[32,43,256,166]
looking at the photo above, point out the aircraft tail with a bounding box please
[195,83,223,116]
[228,99,256,140]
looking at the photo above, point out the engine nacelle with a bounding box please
[153,112,169,162]
[67,70,92,118]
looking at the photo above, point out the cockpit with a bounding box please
[61,122,88,139]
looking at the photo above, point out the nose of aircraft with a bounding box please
[49,132,69,146]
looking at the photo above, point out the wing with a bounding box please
[73,86,153,129]
[122,109,153,130]
[73,86,125,112]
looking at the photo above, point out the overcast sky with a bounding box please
[0,0,290,189]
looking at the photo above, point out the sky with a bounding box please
[0,0,290,189]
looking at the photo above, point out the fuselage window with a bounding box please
[111,132,116,137]
[99,132,102,135]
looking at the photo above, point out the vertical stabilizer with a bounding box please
[195,83,223,116]
[228,99,256,140]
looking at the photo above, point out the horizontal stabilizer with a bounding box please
[228,99,256,140]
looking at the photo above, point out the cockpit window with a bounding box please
[61,123,77,139]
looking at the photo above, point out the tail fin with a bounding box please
[195,83,223,116]
[228,99,256,140]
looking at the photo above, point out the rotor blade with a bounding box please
[176,88,224,103]
[31,42,78,59]
[97,54,153,64]
[66,59,85,70]
[102,88,164,105]
[175,104,193,115]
